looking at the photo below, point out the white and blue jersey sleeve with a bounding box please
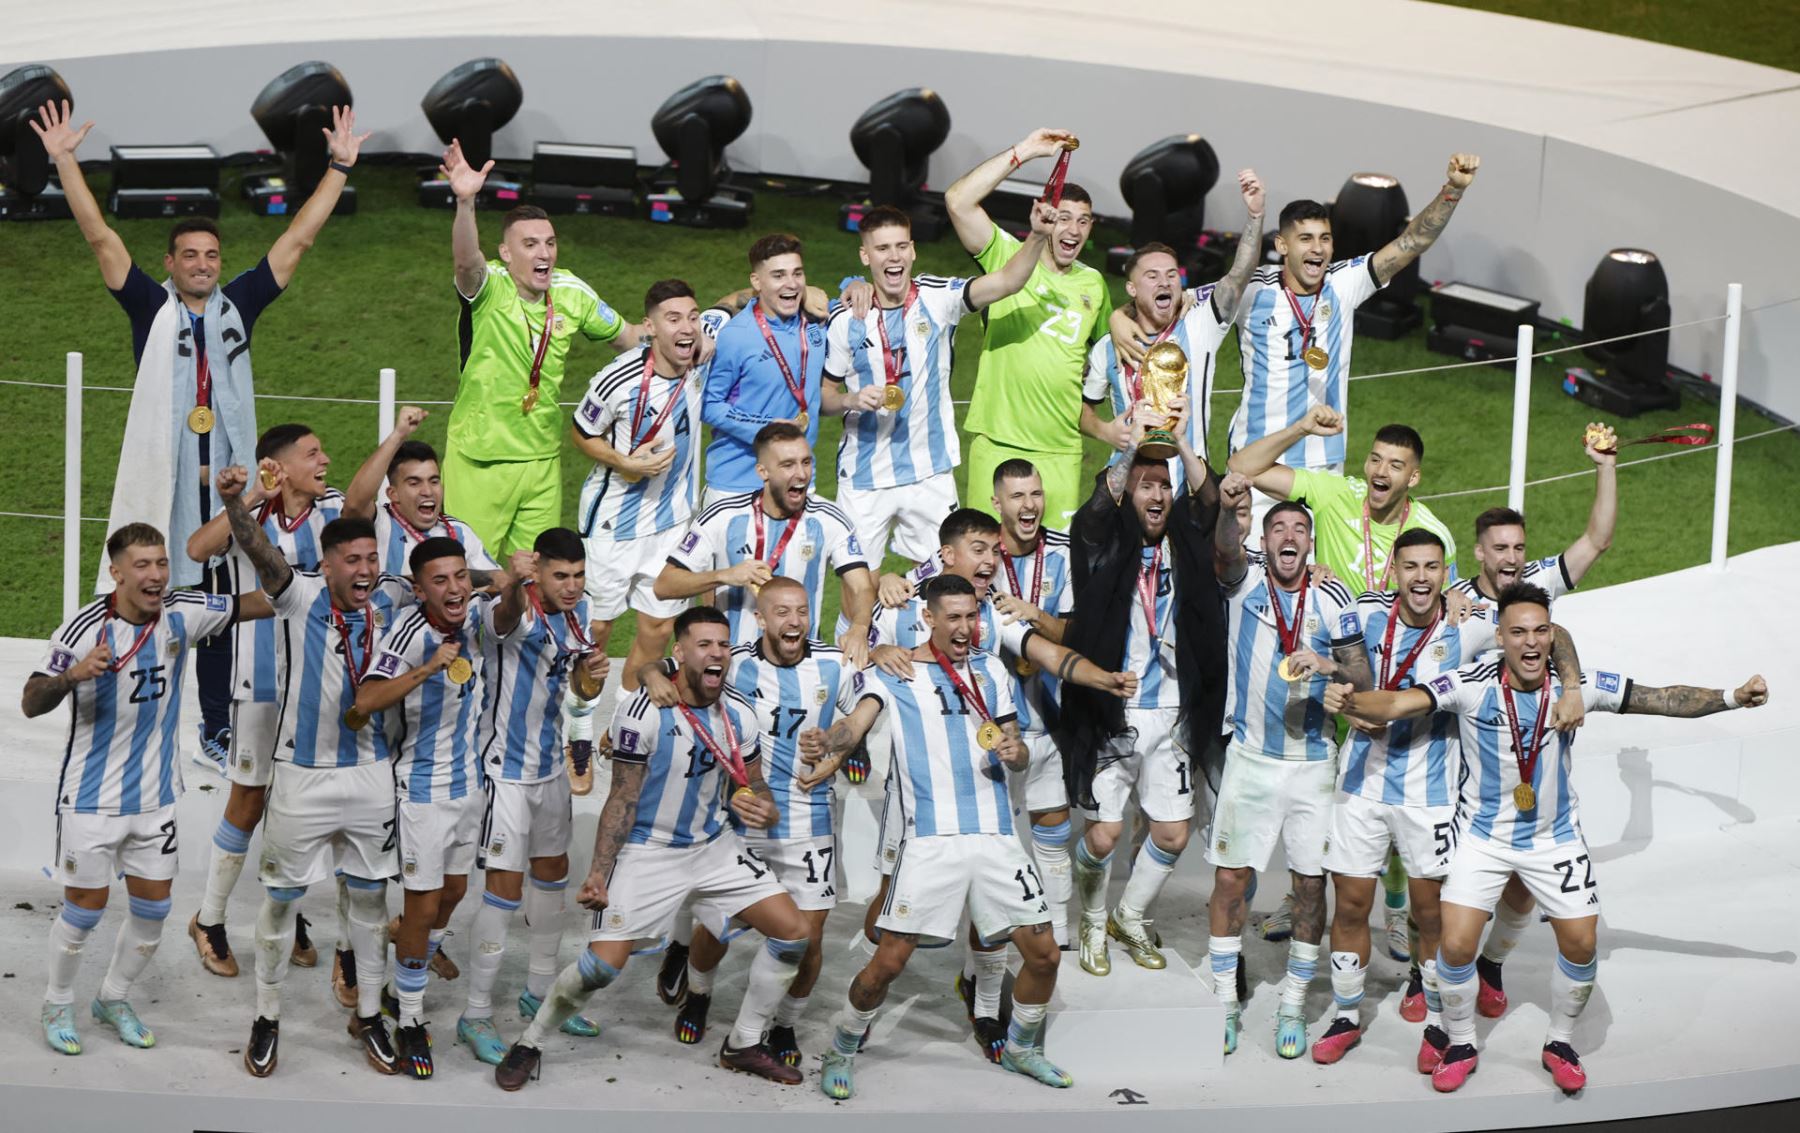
[270,569,412,770]
[609,687,762,849]
[228,488,346,704]
[1224,553,1363,760]
[574,348,703,541]
[372,598,491,804]
[477,594,591,784]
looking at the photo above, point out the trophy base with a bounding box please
[1138,433,1179,461]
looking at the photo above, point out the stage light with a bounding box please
[530,141,639,216]
[1426,280,1541,367]
[645,75,753,228]
[840,88,951,239]
[0,64,74,221]
[417,58,525,209]
[109,144,220,219]
[1120,134,1219,251]
[1330,172,1421,338]
[1571,248,1679,416]
[244,61,355,217]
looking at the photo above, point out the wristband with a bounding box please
[329,160,353,176]
[1008,148,1021,169]
[1728,686,1745,709]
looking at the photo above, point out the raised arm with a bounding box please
[652,556,768,603]
[266,106,368,287]
[441,139,495,299]
[1207,169,1266,321]
[1227,403,1344,500]
[345,406,426,517]
[1022,634,1137,700]
[944,128,1074,254]
[491,551,535,636]
[1561,429,1618,585]
[1623,675,1767,718]
[31,101,130,289]
[965,200,1055,309]
[1370,154,1480,286]
[1214,471,1251,584]
[1330,683,1436,723]
[218,466,293,594]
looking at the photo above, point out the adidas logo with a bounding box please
[1586,893,1599,906]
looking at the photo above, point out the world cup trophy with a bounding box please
[1136,340,1190,460]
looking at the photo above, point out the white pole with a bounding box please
[1709,283,1743,572]
[1507,324,1533,514]
[63,352,83,619]
[378,367,396,443]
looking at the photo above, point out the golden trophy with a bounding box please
[1136,340,1189,460]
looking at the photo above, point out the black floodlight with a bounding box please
[645,75,753,228]
[245,61,355,216]
[0,65,70,198]
[1120,134,1218,250]
[841,88,952,239]
[1331,172,1421,338]
[1571,249,1679,416]
[422,58,523,171]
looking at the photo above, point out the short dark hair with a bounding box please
[1123,242,1180,278]
[1059,183,1092,209]
[1496,582,1552,621]
[754,421,808,455]
[387,440,439,483]
[940,507,1001,546]
[533,526,584,565]
[500,205,552,237]
[1392,527,1446,557]
[320,517,377,554]
[676,605,731,639]
[409,535,466,577]
[1279,200,1331,232]
[992,459,1039,487]
[644,278,696,315]
[922,573,977,608]
[167,217,220,255]
[1262,500,1313,532]
[1372,423,1425,461]
[858,205,911,237]
[749,233,804,269]
[106,522,165,561]
[1475,507,1527,540]
[256,423,315,463]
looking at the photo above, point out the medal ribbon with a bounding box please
[103,597,160,673]
[522,290,555,410]
[1282,284,1322,355]
[330,604,377,690]
[1002,538,1045,609]
[1043,147,1074,209]
[1380,599,1442,690]
[929,643,993,724]
[385,502,434,546]
[752,303,809,421]
[191,316,212,416]
[1264,561,1311,657]
[255,494,315,535]
[752,504,801,575]
[676,698,750,789]
[629,350,686,450]
[1137,544,1167,643]
[524,579,593,655]
[873,284,918,392]
[1598,422,1715,454]
[1500,667,1550,803]
[1361,498,1411,593]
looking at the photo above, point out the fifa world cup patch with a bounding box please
[1338,612,1359,637]
[678,531,701,555]
[47,648,74,675]
[1428,675,1455,696]
[616,728,641,754]
[1596,672,1620,693]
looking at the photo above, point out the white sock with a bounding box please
[1328,950,1364,1023]
[200,819,252,926]
[1208,935,1241,1010]
[687,960,716,996]
[344,883,390,1018]
[45,904,101,1005]
[1437,954,1478,1047]
[1546,953,1597,1044]
[1481,900,1532,965]
[465,891,517,1017]
[1031,820,1073,948]
[100,896,169,1002]
[1004,999,1048,1055]
[773,993,809,1027]
[523,877,568,999]
[1282,940,1320,1010]
[1421,957,1442,1027]
[395,957,428,1027]
[522,949,616,1048]
[670,916,694,949]
[254,894,298,1020]
[1119,837,1181,919]
[831,997,879,1056]
[731,937,804,1049]
[1073,839,1112,921]
[970,946,1007,1020]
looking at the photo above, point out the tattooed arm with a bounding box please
[1330,637,1376,692]
[1624,675,1768,717]
[576,760,645,911]
[1025,635,1137,700]
[216,466,292,595]
[1549,623,1586,732]
[1206,169,1266,321]
[1371,153,1480,285]
[795,696,884,789]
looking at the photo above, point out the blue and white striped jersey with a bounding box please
[609,687,763,848]
[1451,555,1575,638]
[1223,552,1363,760]
[574,347,704,541]
[1082,293,1228,487]
[1340,593,1489,807]
[372,502,497,578]
[825,275,973,490]
[1229,258,1383,470]
[992,531,1075,734]
[1125,538,1182,710]
[226,488,345,704]
[867,588,1042,732]
[855,652,1019,838]
[371,596,496,803]
[476,593,593,784]
[1423,663,1630,850]
[39,591,236,816]
[668,493,868,647]
[727,638,862,840]
[270,569,414,769]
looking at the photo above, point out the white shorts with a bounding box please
[589,832,787,945]
[1090,706,1194,824]
[396,793,483,891]
[480,775,574,873]
[259,760,398,889]
[1322,792,1457,880]
[582,522,691,622]
[55,804,180,890]
[878,833,1050,945]
[228,700,280,788]
[1010,730,1067,815]
[1441,832,1602,922]
[747,832,841,912]
[836,471,960,566]
[1204,742,1337,876]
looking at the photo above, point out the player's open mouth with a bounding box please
[779,629,803,646]
[1151,288,1174,315]
[1497,566,1520,582]
[776,288,800,307]
[1276,544,1300,566]
[532,262,551,282]
[1520,649,1543,669]
[882,264,905,284]
[416,498,439,519]
[140,585,165,606]
[1146,503,1166,522]
[948,634,970,653]
[1409,581,1434,597]
[672,335,696,360]
[1017,511,1039,533]
[784,484,807,505]
[701,663,725,688]
[1057,236,1081,257]
[443,594,467,617]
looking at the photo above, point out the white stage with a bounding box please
[0,544,1796,1130]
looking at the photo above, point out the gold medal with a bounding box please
[1513,783,1536,811]
[521,388,541,414]
[572,659,603,700]
[343,707,370,732]
[976,720,1003,751]
[259,467,279,492]
[1014,657,1037,678]
[187,405,215,434]
[446,656,473,685]
[1303,345,1330,370]
[1277,657,1299,682]
[881,385,906,412]
[795,410,809,431]
[1064,137,1081,151]
[733,785,757,802]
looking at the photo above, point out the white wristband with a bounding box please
[1728,686,1745,709]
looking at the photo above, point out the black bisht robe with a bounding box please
[1056,463,1229,809]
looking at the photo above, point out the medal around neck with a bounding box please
[1276,656,1299,682]
[446,656,473,685]
[343,707,370,731]
[188,406,215,434]
[1304,345,1330,370]
[1513,782,1536,811]
[976,720,1004,751]
[881,384,906,412]
[1136,341,1188,460]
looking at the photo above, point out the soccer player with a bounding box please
[345,406,499,578]
[456,532,611,1065]
[703,235,832,501]
[1085,168,1266,486]
[22,523,271,1055]
[184,424,348,987]
[347,537,493,1078]
[944,128,1113,525]
[1327,584,1768,1093]
[822,200,1052,563]
[656,423,874,663]
[216,470,416,1078]
[33,100,364,772]
[1229,154,1481,478]
[494,607,812,1089]
[439,142,643,555]
[1207,500,1373,1060]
